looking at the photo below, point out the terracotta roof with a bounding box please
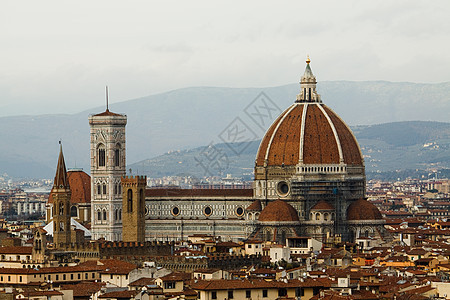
[310,200,334,210]
[48,170,91,204]
[258,200,299,222]
[255,103,363,167]
[247,199,262,211]
[159,272,191,282]
[61,282,105,297]
[146,188,253,198]
[347,198,383,221]
[93,109,124,117]
[0,246,32,255]
[98,290,139,299]
[129,277,156,286]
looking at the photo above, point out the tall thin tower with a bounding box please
[89,89,127,241]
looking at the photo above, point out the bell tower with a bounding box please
[52,143,71,248]
[121,176,147,243]
[89,102,127,241]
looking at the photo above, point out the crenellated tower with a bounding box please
[89,107,127,241]
[121,176,147,243]
[51,144,72,248]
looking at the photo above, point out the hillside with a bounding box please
[0,81,449,178]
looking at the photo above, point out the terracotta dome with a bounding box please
[347,198,382,221]
[258,200,299,222]
[48,169,91,204]
[310,200,334,210]
[255,60,362,168]
[247,199,262,211]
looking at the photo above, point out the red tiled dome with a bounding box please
[48,170,91,204]
[258,200,299,222]
[347,198,382,221]
[255,103,363,167]
[310,200,334,210]
[247,199,262,211]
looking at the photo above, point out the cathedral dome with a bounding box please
[310,200,334,211]
[258,200,299,222]
[347,198,383,221]
[255,59,363,168]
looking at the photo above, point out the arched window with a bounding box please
[98,144,106,167]
[127,189,133,213]
[316,213,320,221]
[59,203,64,215]
[97,211,101,221]
[102,184,107,195]
[324,213,329,221]
[70,206,78,217]
[103,210,107,221]
[115,209,118,220]
[114,144,121,167]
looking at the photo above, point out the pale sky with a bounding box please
[1,0,449,116]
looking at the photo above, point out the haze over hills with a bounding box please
[0,81,449,179]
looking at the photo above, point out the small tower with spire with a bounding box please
[51,143,72,248]
[296,56,321,103]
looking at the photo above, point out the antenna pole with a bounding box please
[106,86,109,110]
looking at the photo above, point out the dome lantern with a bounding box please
[296,56,321,103]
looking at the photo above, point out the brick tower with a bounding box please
[121,176,147,243]
[51,143,72,248]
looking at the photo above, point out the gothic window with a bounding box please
[127,189,133,212]
[115,209,118,220]
[97,185,101,195]
[119,209,122,220]
[118,184,122,195]
[114,144,121,166]
[98,144,106,167]
[59,203,64,215]
[103,210,107,221]
[70,206,78,217]
[102,184,107,195]
[97,211,101,221]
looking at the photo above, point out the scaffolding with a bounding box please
[291,179,364,241]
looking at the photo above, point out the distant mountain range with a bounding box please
[129,121,450,180]
[0,81,449,179]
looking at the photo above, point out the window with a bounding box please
[19,276,22,282]
[63,274,66,280]
[248,244,252,248]
[228,290,234,299]
[246,290,251,298]
[110,274,113,279]
[263,289,268,298]
[70,206,78,217]
[278,288,287,297]
[97,185,101,195]
[103,210,107,221]
[114,148,120,166]
[296,287,304,297]
[56,275,59,280]
[71,274,73,280]
[85,273,88,279]
[211,291,217,299]
[98,146,106,167]
[164,282,176,289]
[78,274,81,279]
[92,273,95,278]
[98,211,102,221]
[127,189,133,212]
[103,184,107,194]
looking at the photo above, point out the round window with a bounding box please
[236,207,244,217]
[277,181,289,196]
[204,206,212,216]
[171,206,180,216]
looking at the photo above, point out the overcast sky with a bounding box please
[1,0,449,117]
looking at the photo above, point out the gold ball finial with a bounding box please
[306,55,311,64]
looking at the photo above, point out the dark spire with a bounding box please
[53,142,69,189]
